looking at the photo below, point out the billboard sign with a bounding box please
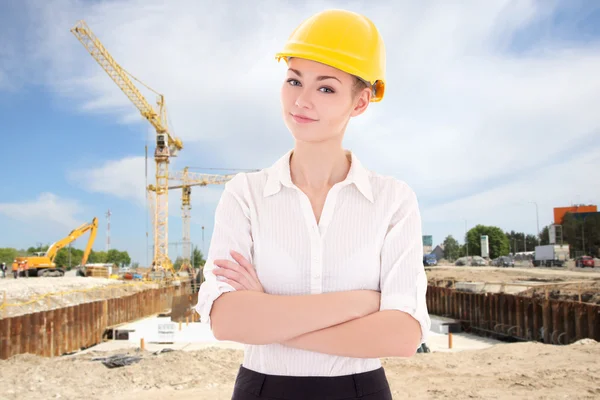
[549,225,556,244]
[422,235,433,247]
[480,235,489,258]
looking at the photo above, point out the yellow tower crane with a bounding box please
[71,20,183,275]
[151,169,237,272]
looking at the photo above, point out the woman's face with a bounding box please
[280,57,371,144]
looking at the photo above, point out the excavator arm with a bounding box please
[46,217,99,264]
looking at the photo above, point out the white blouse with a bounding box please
[194,149,431,377]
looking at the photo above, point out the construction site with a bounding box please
[1,13,600,400]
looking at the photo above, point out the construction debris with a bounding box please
[91,353,142,368]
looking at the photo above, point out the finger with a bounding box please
[213,262,253,290]
[215,260,253,283]
[229,251,251,272]
[213,268,247,290]
[214,259,246,272]
[229,251,260,289]
[223,278,244,291]
[229,252,262,292]
[213,267,242,282]
[230,251,259,280]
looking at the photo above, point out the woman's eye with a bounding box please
[287,79,300,86]
[319,87,334,93]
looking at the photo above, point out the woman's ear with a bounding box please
[351,88,372,117]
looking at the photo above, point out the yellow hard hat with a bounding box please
[275,9,386,102]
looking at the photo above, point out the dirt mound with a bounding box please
[1,341,598,399]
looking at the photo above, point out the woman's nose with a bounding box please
[294,89,312,109]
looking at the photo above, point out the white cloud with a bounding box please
[422,146,600,244]
[68,156,148,205]
[7,0,600,248]
[0,193,84,229]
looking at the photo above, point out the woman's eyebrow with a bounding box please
[288,68,342,84]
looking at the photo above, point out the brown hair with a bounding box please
[352,76,370,98]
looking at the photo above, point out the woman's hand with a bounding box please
[213,250,264,293]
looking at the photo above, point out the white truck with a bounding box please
[533,244,570,267]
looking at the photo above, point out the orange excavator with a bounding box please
[15,217,98,277]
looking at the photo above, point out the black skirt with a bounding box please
[231,365,393,400]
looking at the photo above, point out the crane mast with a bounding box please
[160,169,237,271]
[71,20,183,275]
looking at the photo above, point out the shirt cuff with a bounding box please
[380,293,431,346]
[194,278,236,325]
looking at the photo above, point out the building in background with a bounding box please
[553,205,597,225]
[549,224,562,244]
[422,235,433,255]
[431,244,445,261]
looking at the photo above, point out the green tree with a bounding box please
[192,245,206,268]
[505,231,538,253]
[0,248,19,265]
[539,225,550,245]
[118,250,131,267]
[526,234,539,251]
[89,250,108,263]
[467,225,510,259]
[53,247,84,269]
[442,235,460,261]
[106,249,121,264]
[105,249,131,267]
[562,213,600,257]
[173,256,184,271]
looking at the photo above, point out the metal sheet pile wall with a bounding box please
[0,282,190,360]
[427,286,599,344]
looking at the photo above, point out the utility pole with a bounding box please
[464,219,469,258]
[531,201,540,239]
[582,222,585,253]
[106,209,112,252]
[581,215,587,254]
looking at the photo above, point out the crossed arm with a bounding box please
[208,251,423,359]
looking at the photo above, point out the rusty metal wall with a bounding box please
[0,282,191,360]
[170,293,199,322]
[427,286,599,344]
[4,283,596,360]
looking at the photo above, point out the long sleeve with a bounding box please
[379,183,431,345]
[194,174,254,326]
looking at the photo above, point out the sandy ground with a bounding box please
[426,265,600,303]
[0,277,158,318]
[426,265,600,284]
[0,340,598,400]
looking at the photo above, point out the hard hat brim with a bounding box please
[275,46,384,102]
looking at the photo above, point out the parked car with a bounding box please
[492,256,515,268]
[575,256,595,268]
[423,254,437,266]
[471,258,487,266]
[455,258,467,266]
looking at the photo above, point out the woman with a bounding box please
[195,9,430,400]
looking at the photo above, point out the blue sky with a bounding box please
[1,0,599,265]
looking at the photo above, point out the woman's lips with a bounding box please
[291,113,317,124]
